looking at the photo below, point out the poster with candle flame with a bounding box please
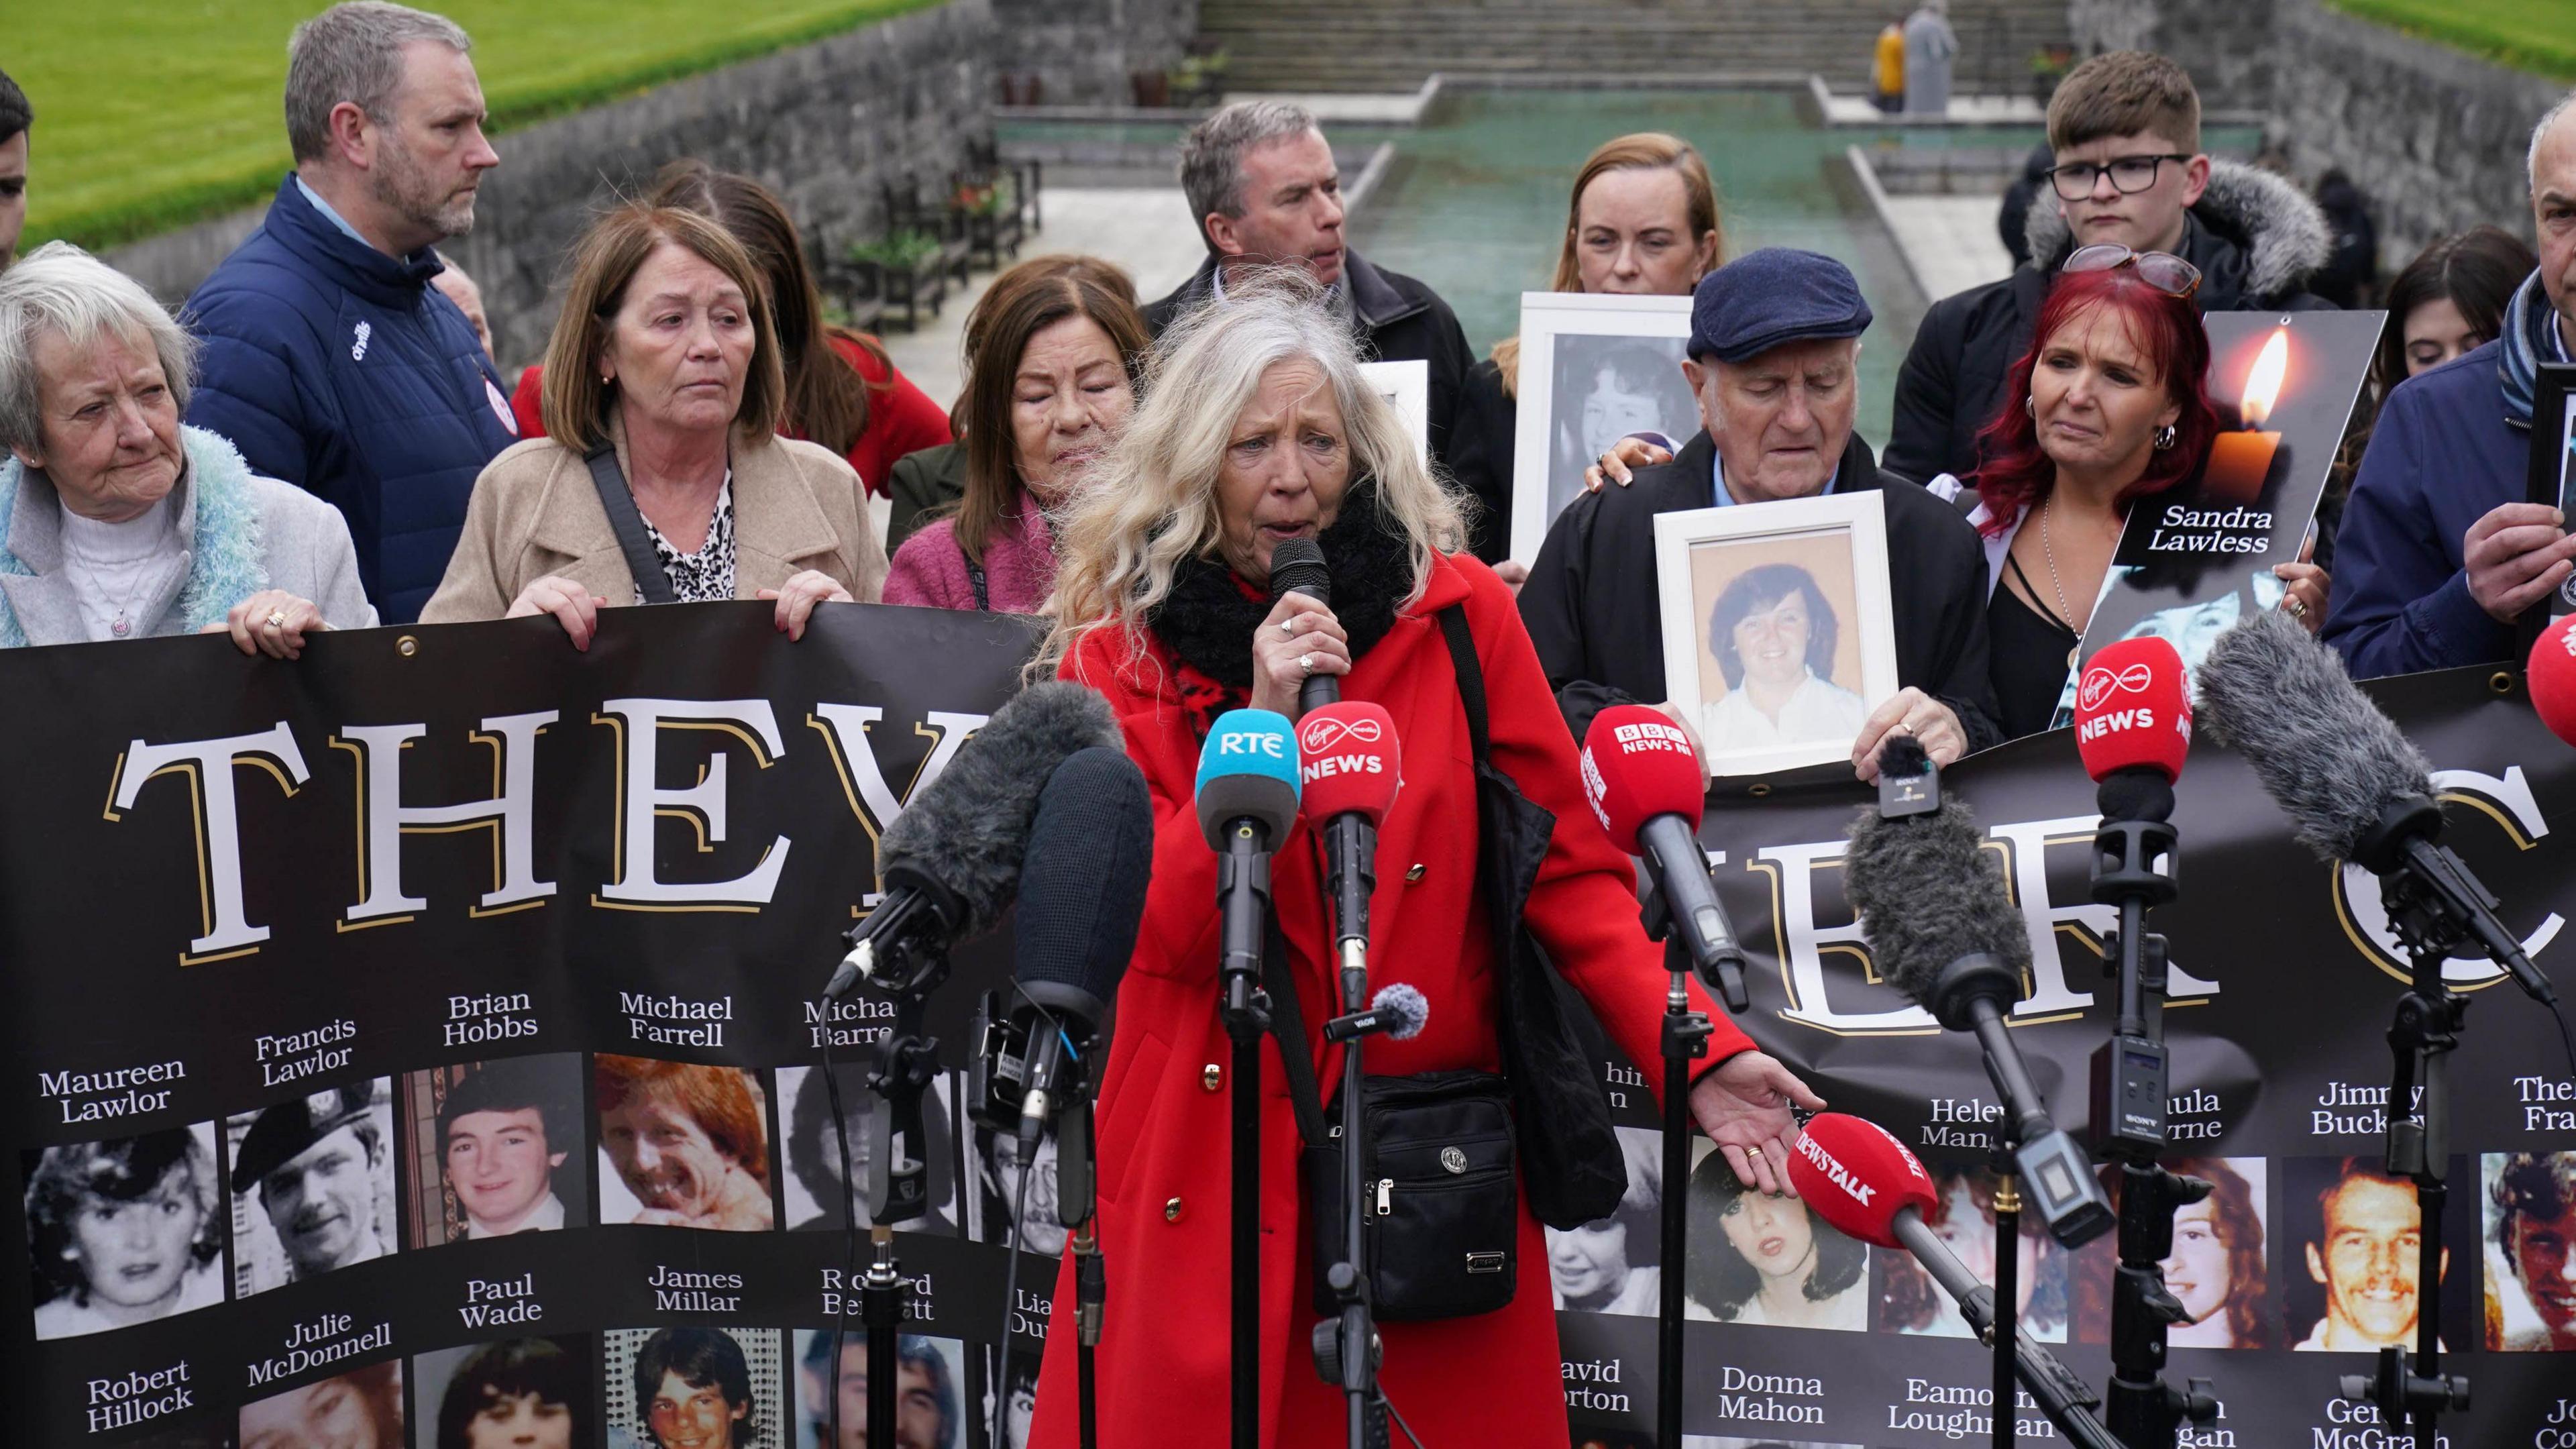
[2044,309,2385,728]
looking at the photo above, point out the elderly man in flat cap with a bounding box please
[233,1084,391,1287]
[1519,247,2000,781]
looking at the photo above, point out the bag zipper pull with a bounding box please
[1375,1179,1391,1216]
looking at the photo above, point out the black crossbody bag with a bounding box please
[1265,605,1630,1322]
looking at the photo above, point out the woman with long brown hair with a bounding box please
[511,161,952,498]
[1448,133,1723,566]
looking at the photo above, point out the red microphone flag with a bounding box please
[2072,636,2192,784]
[1297,701,1401,825]
[2530,613,2576,750]
[1580,704,1703,855]
[1782,1112,1937,1251]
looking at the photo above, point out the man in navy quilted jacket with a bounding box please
[184,2,513,623]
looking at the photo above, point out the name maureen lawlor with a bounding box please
[254,1019,356,1087]
[37,1058,185,1124]
[249,1313,392,1386]
[86,1364,194,1436]
[622,992,730,1047]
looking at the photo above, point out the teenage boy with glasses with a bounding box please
[1884,50,2335,487]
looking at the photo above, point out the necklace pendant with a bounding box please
[2067,646,2079,668]
[111,616,129,637]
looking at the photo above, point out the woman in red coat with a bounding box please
[508,162,951,494]
[1028,274,1822,1448]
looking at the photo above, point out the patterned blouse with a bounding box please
[635,476,737,604]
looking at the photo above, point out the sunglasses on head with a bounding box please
[2063,244,2202,300]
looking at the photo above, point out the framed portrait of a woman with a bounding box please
[1507,292,1697,562]
[1652,492,1898,777]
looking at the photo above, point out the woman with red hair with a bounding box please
[1931,250,2328,738]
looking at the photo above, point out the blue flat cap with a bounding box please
[1689,248,1874,362]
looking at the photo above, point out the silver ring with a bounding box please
[1299,653,1315,676]
[1280,619,1297,635]
[264,610,288,631]
[2287,597,2310,619]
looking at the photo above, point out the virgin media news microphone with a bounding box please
[1845,741,2114,1247]
[1268,537,1338,716]
[1580,704,1748,1010]
[1197,710,1301,989]
[1008,746,1152,1146]
[1297,701,1399,955]
[2073,635,2192,822]
[824,682,1124,1000]
[2200,609,2555,1004]
[1788,1114,2118,1449]
[2531,612,2576,749]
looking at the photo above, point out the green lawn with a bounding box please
[12,0,941,250]
[2325,0,2576,81]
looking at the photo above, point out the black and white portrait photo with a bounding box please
[979,1342,1040,1449]
[793,1328,965,1449]
[402,1054,589,1245]
[1546,1125,1661,1316]
[226,1081,397,1296]
[605,1326,785,1449]
[777,1061,957,1236]
[412,1335,593,1449]
[23,1122,227,1338]
[964,1119,1065,1257]
[1505,291,1695,561]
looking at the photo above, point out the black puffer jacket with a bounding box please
[1884,160,2339,486]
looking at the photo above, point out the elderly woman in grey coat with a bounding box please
[0,242,373,652]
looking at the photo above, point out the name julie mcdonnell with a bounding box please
[247,1318,391,1385]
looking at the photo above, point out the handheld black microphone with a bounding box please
[1845,742,2116,1249]
[1006,747,1152,1146]
[2198,608,2553,1003]
[1269,537,1338,716]
[822,682,1123,1000]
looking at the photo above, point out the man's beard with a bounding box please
[372,134,475,242]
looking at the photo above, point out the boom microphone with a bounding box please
[1269,537,1338,716]
[1845,743,2114,1248]
[824,683,1123,1000]
[1788,1115,2120,1449]
[2073,635,2192,823]
[2198,608,2553,1003]
[1580,704,1748,1010]
[1009,747,1152,1146]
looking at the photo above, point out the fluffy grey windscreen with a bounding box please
[2194,608,2432,861]
[1842,796,2033,1011]
[877,682,1124,934]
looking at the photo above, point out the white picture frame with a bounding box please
[1508,292,1698,563]
[1359,358,1430,465]
[1653,491,1899,778]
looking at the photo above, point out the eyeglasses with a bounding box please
[2062,244,2202,300]
[2046,153,2194,201]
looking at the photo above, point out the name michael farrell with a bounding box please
[623,993,730,1047]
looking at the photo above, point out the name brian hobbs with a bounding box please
[623,993,729,1047]
[651,1264,744,1312]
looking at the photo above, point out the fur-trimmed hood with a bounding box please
[2025,158,2333,304]
[0,426,268,647]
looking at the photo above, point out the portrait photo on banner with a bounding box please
[793,1328,969,1449]
[411,1334,595,1449]
[1873,1161,2072,1342]
[1653,491,1897,777]
[22,1120,229,1340]
[963,1110,1069,1258]
[1682,1138,1870,1331]
[1546,1125,1664,1316]
[225,1079,398,1297]
[979,1341,1039,1449]
[2281,1154,2476,1353]
[777,1061,959,1236]
[2072,1157,2272,1348]
[401,1054,591,1246]
[2483,1150,2576,1351]
[240,1358,402,1448]
[594,1056,778,1232]
[1507,291,1695,561]
[604,1325,784,1449]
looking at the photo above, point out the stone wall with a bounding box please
[989,0,1200,107]
[111,0,998,370]
[2065,0,2281,111]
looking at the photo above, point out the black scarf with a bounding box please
[1148,482,1415,693]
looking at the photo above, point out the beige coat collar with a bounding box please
[524,413,843,600]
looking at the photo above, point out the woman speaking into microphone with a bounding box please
[1030,270,1820,1447]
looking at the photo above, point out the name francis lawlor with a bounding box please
[39,1059,185,1124]
[255,1020,356,1088]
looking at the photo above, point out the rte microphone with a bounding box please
[2199,608,2554,1004]
[1788,1115,2119,1449]
[2530,612,2576,749]
[1580,704,1748,1011]
[2074,635,2192,823]
[1197,709,1302,998]
[1298,701,1400,964]
[1269,537,1338,716]
[1006,747,1152,1148]
[1845,741,2115,1248]
[823,682,1123,1001]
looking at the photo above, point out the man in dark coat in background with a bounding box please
[1886,51,2333,486]
[1144,100,1477,469]
[184,3,514,623]
[1521,250,2000,781]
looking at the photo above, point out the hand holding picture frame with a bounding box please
[1509,292,1699,563]
[1654,491,1900,777]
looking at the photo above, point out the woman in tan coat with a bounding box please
[423,204,885,644]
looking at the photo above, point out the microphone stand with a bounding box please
[1217,822,1276,1449]
[1991,1152,2019,1449]
[1058,1093,1106,1449]
[1640,883,1714,1449]
[851,952,947,1449]
[2087,814,2219,1449]
[1313,811,1393,1449]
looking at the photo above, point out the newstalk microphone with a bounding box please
[1580,704,1748,1010]
[1269,537,1338,716]
[822,682,1122,1000]
[1788,1114,2119,1449]
[2530,612,2576,749]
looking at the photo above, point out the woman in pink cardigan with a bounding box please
[884,260,1148,614]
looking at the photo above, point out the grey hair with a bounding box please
[1179,101,1323,247]
[284,1,473,163]
[2532,88,2576,193]
[0,242,199,458]
[1039,266,1466,681]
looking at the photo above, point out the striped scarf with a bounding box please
[2498,267,2563,431]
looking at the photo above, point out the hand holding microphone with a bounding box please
[1257,538,1346,718]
